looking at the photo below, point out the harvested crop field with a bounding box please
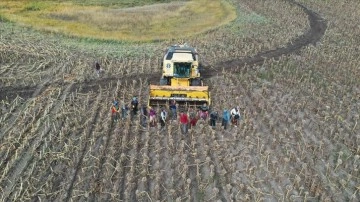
[0,0,359,201]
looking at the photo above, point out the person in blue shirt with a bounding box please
[131,97,139,115]
[222,109,230,130]
[121,103,129,120]
[169,99,177,120]
[210,110,218,129]
[113,98,119,108]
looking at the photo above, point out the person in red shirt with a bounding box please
[179,110,189,134]
[188,107,198,128]
[111,105,119,122]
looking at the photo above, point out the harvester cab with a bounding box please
[149,44,210,108]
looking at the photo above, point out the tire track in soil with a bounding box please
[50,97,96,201]
[146,132,162,200]
[182,133,199,202]
[107,129,125,200]
[130,133,144,201]
[140,132,152,197]
[117,134,130,200]
[0,82,69,170]
[0,85,60,165]
[88,112,116,201]
[208,148,228,201]
[0,79,51,137]
[6,86,73,201]
[90,84,123,201]
[72,92,112,200]
[9,118,67,201]
[0,83,74,200]
[158,132,174,200]
[0,60,65,101]
[115,118,134,200]
[63,91,103,202]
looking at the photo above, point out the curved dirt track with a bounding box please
[0,0,326,100]
[203,0,327,77]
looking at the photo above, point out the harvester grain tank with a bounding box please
[149,44,210,107]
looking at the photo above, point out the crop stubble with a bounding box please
[1,0,359,201]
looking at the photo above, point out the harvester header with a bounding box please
[149,85,210,107]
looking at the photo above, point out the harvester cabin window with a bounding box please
[166,52,173,60]
[173,63,191,78]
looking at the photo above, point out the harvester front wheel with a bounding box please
[160,78,168,85]
[191,78,202,86]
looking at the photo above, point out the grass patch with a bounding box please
[257,70,274,81]
[69,0,173,7]
[0,0,237,42]
[23,1,49,11]
[196,190,205,201]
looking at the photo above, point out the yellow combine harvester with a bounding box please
[149,44,210,107]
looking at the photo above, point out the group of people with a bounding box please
[110,97,138,122]
[111,98,242,134]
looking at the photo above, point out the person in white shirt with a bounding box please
[230,106,241,127]
[160,108,167,129]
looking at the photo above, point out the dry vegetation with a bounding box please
[0,0,359,201]
[0,0,236,41]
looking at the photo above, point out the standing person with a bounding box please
[113,98,119,108]
[222,109,230,130]
[111,104,119,122]
[95,61,101,76]
[189,107,198,128]
[190,116,198,128]
[140,104,148,127]
[149,107,157,127]
[160,108,167,130]
[121,103,129,120]
[230,106,241,127]
[179,110,189,134]
[169,99,177,120]
[199,103,209,120]
[131,97,139,116]
[209,110,218,129]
